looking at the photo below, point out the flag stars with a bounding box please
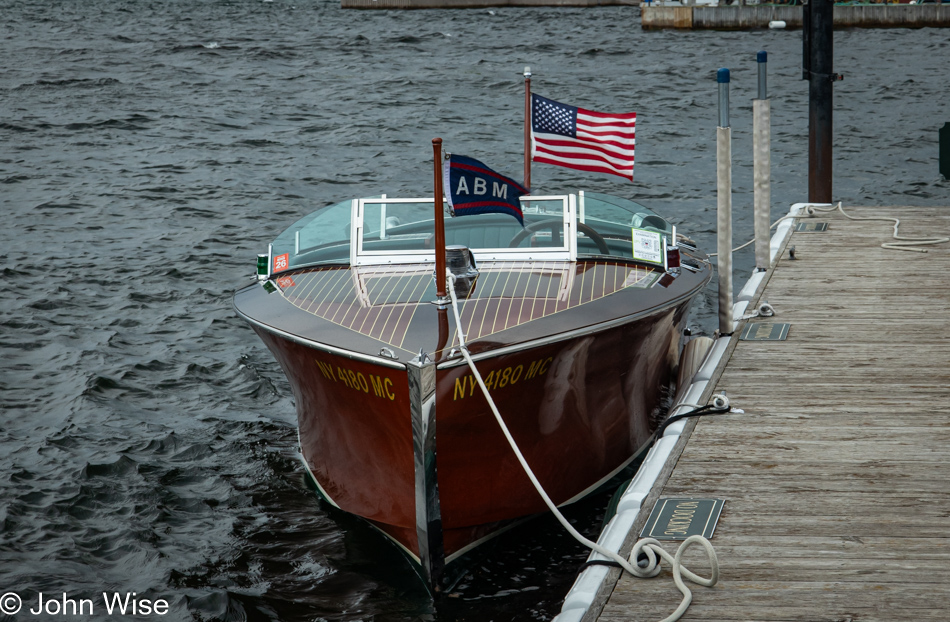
[532,97,577,138]
[529,93,636,181]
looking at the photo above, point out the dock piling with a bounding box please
[753,51,771,272]
[805,0,836,203]
[941,122,949,180]
[716,68,733,336]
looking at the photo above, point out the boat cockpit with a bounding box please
[263,192,680,278]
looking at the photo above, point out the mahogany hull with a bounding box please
[249,296,691,586]
[235,247,712,589]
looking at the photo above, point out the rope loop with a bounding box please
[630,538,665,578]
[673,535,720,588]
[628,535,720,622]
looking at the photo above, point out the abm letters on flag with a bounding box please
[531,94,636,181]
[443,154,529,226]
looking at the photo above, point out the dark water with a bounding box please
[2,1,947,619]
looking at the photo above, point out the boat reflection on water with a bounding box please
[233,190,710,592]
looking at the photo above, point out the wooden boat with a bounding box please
[233,185,711,591]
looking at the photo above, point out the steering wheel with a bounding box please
[508,218,611,255]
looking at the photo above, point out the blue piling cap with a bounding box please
[757,50,768,63]
[717,68,730,83]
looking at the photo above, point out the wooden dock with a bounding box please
[592,205,950,621]
[641,4,950,29]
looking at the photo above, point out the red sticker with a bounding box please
[273,253,289,272]
[276,276,296,288]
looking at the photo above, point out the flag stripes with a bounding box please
[531,94,636,181]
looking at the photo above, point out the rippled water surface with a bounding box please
[2,1,947,620]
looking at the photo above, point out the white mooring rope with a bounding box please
[811,202,949,253]
[446,274,719,622]
[711,201,949,256]
[736,301,775,322]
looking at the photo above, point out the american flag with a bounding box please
[531,94,636,181]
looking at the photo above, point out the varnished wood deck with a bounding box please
[595,206,950,622]
[277,260,657,349]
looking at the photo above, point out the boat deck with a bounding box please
[275,260,660,350]
[592,205,950,621]
[235,253,708,362]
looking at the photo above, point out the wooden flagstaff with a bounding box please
[524,66,532,190]
[432,137,448,300]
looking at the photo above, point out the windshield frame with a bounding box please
[265,192,673,277]
[353,195,576,266]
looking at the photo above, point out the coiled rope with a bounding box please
[736,301,775,322]
[712,201,949,256]
[446,274,719,622]
[812,202,949,253]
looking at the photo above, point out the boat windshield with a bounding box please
[579,192,672,238]
[267,192,673,274]
[270,198,353,271]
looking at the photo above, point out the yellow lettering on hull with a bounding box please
[314,358,396,400]
[452,356,553,401]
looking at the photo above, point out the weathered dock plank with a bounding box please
[593,205,950,622]
[689,534,950,558]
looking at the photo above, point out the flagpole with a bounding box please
[523,66,531,191]
[432,137,448,302]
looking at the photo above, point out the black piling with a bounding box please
[803,0,837,203]
[941,123,950,180]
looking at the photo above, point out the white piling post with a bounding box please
[717,68,733,336]
[753,51,771,272]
